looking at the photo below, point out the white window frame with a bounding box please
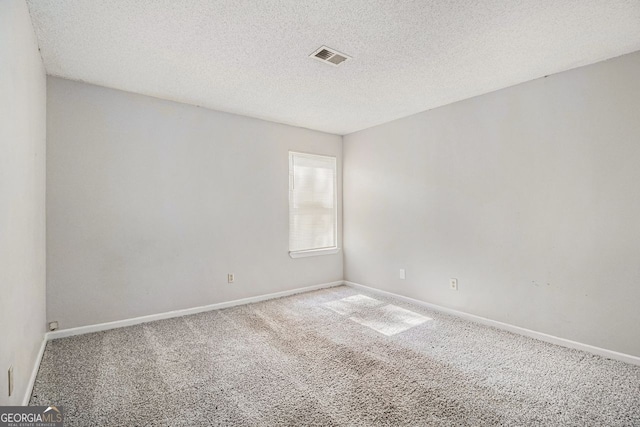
[289,151,340,258]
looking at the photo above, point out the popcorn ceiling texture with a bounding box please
[31,286,640,426]
[26,0,640,135]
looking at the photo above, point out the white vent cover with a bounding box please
[310,46,351,67]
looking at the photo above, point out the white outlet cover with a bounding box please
[399,269,406,280]
[450,278,458,290]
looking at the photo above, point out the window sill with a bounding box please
[289,247,341,259]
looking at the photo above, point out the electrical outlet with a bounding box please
[449,278,458,291]
[8,366,13,397]
[227,273,234,283]
[399,269,406,280]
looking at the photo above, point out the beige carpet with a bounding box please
[31,285,640,426]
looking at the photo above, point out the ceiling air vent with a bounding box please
[310,46,351,67]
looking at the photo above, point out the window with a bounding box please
[289,151,338,258]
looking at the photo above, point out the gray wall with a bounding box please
[47,77,343,329]
[344,51,640,357]
[0,0,47,405]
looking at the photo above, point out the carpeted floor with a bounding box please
[31,285,640,426]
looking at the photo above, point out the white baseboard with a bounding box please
[23,338,47,406]
[345,281,640,366]
[46,281,343,341]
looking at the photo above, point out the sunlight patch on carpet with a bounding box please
[349,304,432,336]
[322,294,431,336]
[322,294,384,315]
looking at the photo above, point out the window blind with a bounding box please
[289,152,337,253]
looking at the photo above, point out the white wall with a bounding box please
[47,77,343,329]
[344,51,640,357]
[0,0,47,405]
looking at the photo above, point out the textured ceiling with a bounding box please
[27,0,640,135]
